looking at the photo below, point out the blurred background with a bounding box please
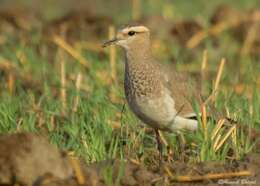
[0,0,259,185]
[0,0,259,101]
[1,0,259,62]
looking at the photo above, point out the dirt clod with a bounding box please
[0,132,73,186]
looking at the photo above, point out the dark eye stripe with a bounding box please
[128,31,136,36]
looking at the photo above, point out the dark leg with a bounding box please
[177,132,186,162]
[155,129,163,165]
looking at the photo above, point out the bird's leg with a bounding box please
[177,132,186,162]
[155,129,163,165]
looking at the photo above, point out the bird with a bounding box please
[103,24,200,162]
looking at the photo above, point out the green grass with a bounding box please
[0,1,259,177]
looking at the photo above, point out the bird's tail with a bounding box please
[170,116,198,131]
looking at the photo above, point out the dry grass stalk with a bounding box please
[214,58,226,91]
[211,118,226,140]
[231,126,238,159]
[213,134,222,150]
[50,115,55,131]
[232,126,237,146]
[186,31,206,49]
[129,158,141,165]
[212,58,225,102]
[241,13,258,55]
[164,166,174,178]
[225,104,231,118]
[109,25,117,82]
[186,15,247,49]
[7,72,15,95]
[201,50,208,95]
[0,58,17,71]
[201,104,208,140]
[172,170,251,182]
[60,54,67,110]
[16,118,23,132]
[69,157,86,185]
[159,131,169,146]
[53,35,89,68]
[201,50,208,74]
[73,73,82,112]
[81,139,90,153]
[75,41,103,53]
[186,11,260,49]
[37,112,44,128]
[107,120,121,129]
[68,151,76,157]
[132,0,141,20]
[209,21,229,35]
[214,125,236,152]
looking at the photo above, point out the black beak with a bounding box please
[102,38,118,48]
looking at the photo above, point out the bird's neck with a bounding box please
[124,46,163,99]
[125,44,152,67]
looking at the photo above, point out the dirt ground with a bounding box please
[0,132,259,186]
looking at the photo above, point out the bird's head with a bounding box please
[103,25,150,50]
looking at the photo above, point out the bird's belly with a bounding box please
[127,93,177,130]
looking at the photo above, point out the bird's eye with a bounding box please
[128,31,136,36]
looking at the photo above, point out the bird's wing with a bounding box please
[160,63,201,117]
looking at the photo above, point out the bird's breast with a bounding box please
[125,86,177,130]
[124,63,162,99]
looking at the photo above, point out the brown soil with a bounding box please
[0,133,73,186]
[0,132,259,186]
